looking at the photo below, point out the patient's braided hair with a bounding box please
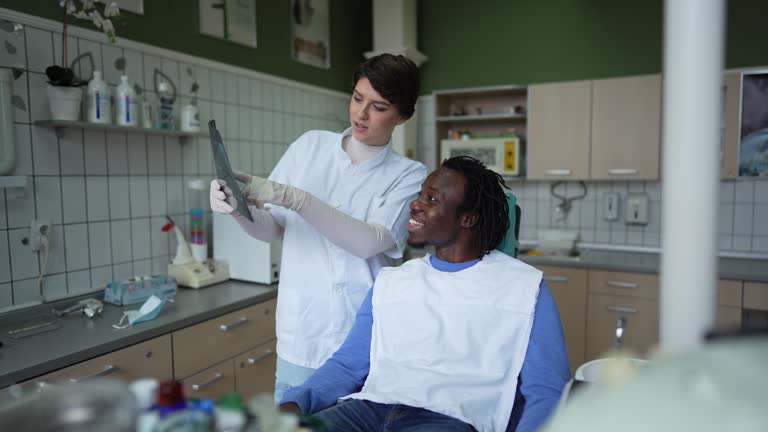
[441,156,510,256]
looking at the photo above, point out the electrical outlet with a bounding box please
[626,194,649,225]
[29,219,51,251]
[603,193,620,221]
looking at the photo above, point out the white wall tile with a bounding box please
[45,225,66,280]
[90,265,112,289]
[84,130,107,175]
[150,216,169,257]
[0,283,11,309]
[238,141,252,173]
[112,262,133,281]
[237,75,249,106]
[147,135,166,174]
[642,232,660,247]
[149,176,167,216]
[226,104,239,139]
[212,102,226,135]
[12,278,40,304]
[151,256,168,274]
[42,273,67,300]
[752,236,768,253]
[225,73,238,103]
[733,204,753,236]
[166,177,184,215]
[181,139,198,175]
[133,259,152,276]
[198,137,214,175]
[580,200,597,229]
[610,229,627,244]
[6,187,35,229]
[273,85,285,112]
[64,223,89,271]
[720,182,735,203]
[210,68,225,102]
[718,204,734,235]
[755,181,768,204]
[580,229,596,242]
[76,38,103,80]
[88,222,111,266]
[106,132,128,175]
[131,218,151,260]
[627,228,643,245]
[732,235,751,251]
[735,181,754,203]
[262,82,274,109]
[0,23,28,70]
[34,176,62,224]
[122,49,143,90]
[59,129,85,175]
[108,176,130,219]
[753,204,768,236]
[101,43,123,85]
[645,201,662,233]
[12,72,29,123]
[250,79,262,107]
[127,134,148,174]
[165,140,182,174]
[86,176,109,221]
[595,229,611,243]
[110,220,131,263]
[28,72,51,123]
[9,228,38,279]
[194,65,211,101]
[67,269,92,294]
[0,231,9,283]
[0,194,6,230]
[129,177,150,217]
[11,124,33,176]
[23,27,52,71]
[142,54,162,92]
[32,126,59,175]
[718,235,733,251]
[161,58,180,89]
[61,176,87,223]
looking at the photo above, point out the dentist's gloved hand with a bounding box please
[210,179,240,216]
[234,171,309,212]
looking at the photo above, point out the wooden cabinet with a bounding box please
[721,72,742,179]
[173,298,276,379]
[590,74,662,180]
[716,279,743,328]
[539,265,587,375]
[182,359,236,401]
[744,281,768,311]
[235,340,277,400]
[32,335,173,385]
[585,270,659,360]
[527,81,592,180]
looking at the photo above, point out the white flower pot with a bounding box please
[46,84,83,121]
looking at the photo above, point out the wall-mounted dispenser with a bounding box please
[0,67,16,175]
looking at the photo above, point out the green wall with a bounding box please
[0,0,371,93]
[418,0,768,93]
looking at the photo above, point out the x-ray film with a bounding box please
[209,120,253,221]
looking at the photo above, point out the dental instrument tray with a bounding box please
[209,119,253,221]
[104,275,177,306]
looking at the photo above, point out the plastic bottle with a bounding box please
[158,81,175,130]
[130,378,160,432]
[215,393,246,432]
[87,70,111,124]
[188,179,208,263]
[116,75,138,126]
[181,101,201,132]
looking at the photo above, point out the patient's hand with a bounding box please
[279,402,301,414]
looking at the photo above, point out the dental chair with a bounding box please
[497,193,522,258]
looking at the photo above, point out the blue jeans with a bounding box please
[274,356,317,403]
[314,399,476,432]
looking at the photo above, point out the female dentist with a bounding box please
[210,54,426,401]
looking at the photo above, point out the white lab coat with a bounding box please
[346,251,542,432]
[268,128,426,368]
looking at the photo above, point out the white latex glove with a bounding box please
[234,171,309,212]
[210,179,239,215]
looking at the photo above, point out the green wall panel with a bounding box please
[418,0,768,93]
[0,0,371,92]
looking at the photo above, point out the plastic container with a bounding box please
[130,379,160,432]
[116,75,138,126]
[141,96,154,129]
[181,102,201,132]
[158,81,175,130]
[87,70,111,124]
[188,179,208,262]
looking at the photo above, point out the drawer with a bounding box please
[173,298,276,378]
[32,335,173,385]
[717,279,742,307]
[181,359,235,401]
[585,294,658,361]
[538,265,587,375]
[588,270,658,300]
[744,282,768,311]
[715,306,742,329]
[234,339,277,401]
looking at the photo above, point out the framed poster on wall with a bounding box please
[290,0,330,69]
[199,0,257,48]
[739,71,768,176]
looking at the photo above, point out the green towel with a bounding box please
[496,193,520,257]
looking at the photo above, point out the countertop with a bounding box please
[0,280,277,388]
[518,250,768,282]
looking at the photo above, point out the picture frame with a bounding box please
[290,0,330,69]
[199,0,258,48]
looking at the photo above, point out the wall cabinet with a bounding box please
[234,340,278,400]
[539,265,587,375]
[527,74,662,180]
[721,72,742,179]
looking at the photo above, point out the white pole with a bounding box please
[660,0,726,350]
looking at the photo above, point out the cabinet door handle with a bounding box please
[247,349,274,365]
[219,317,248,332]
[191,372,223,391]
[606,280,639,289]
[69,365,116,383]
[608,169,639,176]
[544,169,572,176]
[606,306,639,314]
[544,275,568,283]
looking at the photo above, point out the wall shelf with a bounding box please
[436,113,526,122]
[0,176,29,199]
[34,120,208,142]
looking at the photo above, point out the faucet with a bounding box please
[615,316,627,351]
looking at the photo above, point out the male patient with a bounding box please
[279,156,570,432]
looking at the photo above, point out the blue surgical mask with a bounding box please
[113,295,171,329]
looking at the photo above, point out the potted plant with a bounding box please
[46,0,120,121]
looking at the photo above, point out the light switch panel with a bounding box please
[626,194,649,225]
[603,192,620,221]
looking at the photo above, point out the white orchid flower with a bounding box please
[89,10,105,29]
[73,10,89,20]
[104,2,120,17]
[102,19,115,35]
[81,0,96,10]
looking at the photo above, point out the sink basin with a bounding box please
[575,357,650,383]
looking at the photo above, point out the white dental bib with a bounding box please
[345,251,542,432]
